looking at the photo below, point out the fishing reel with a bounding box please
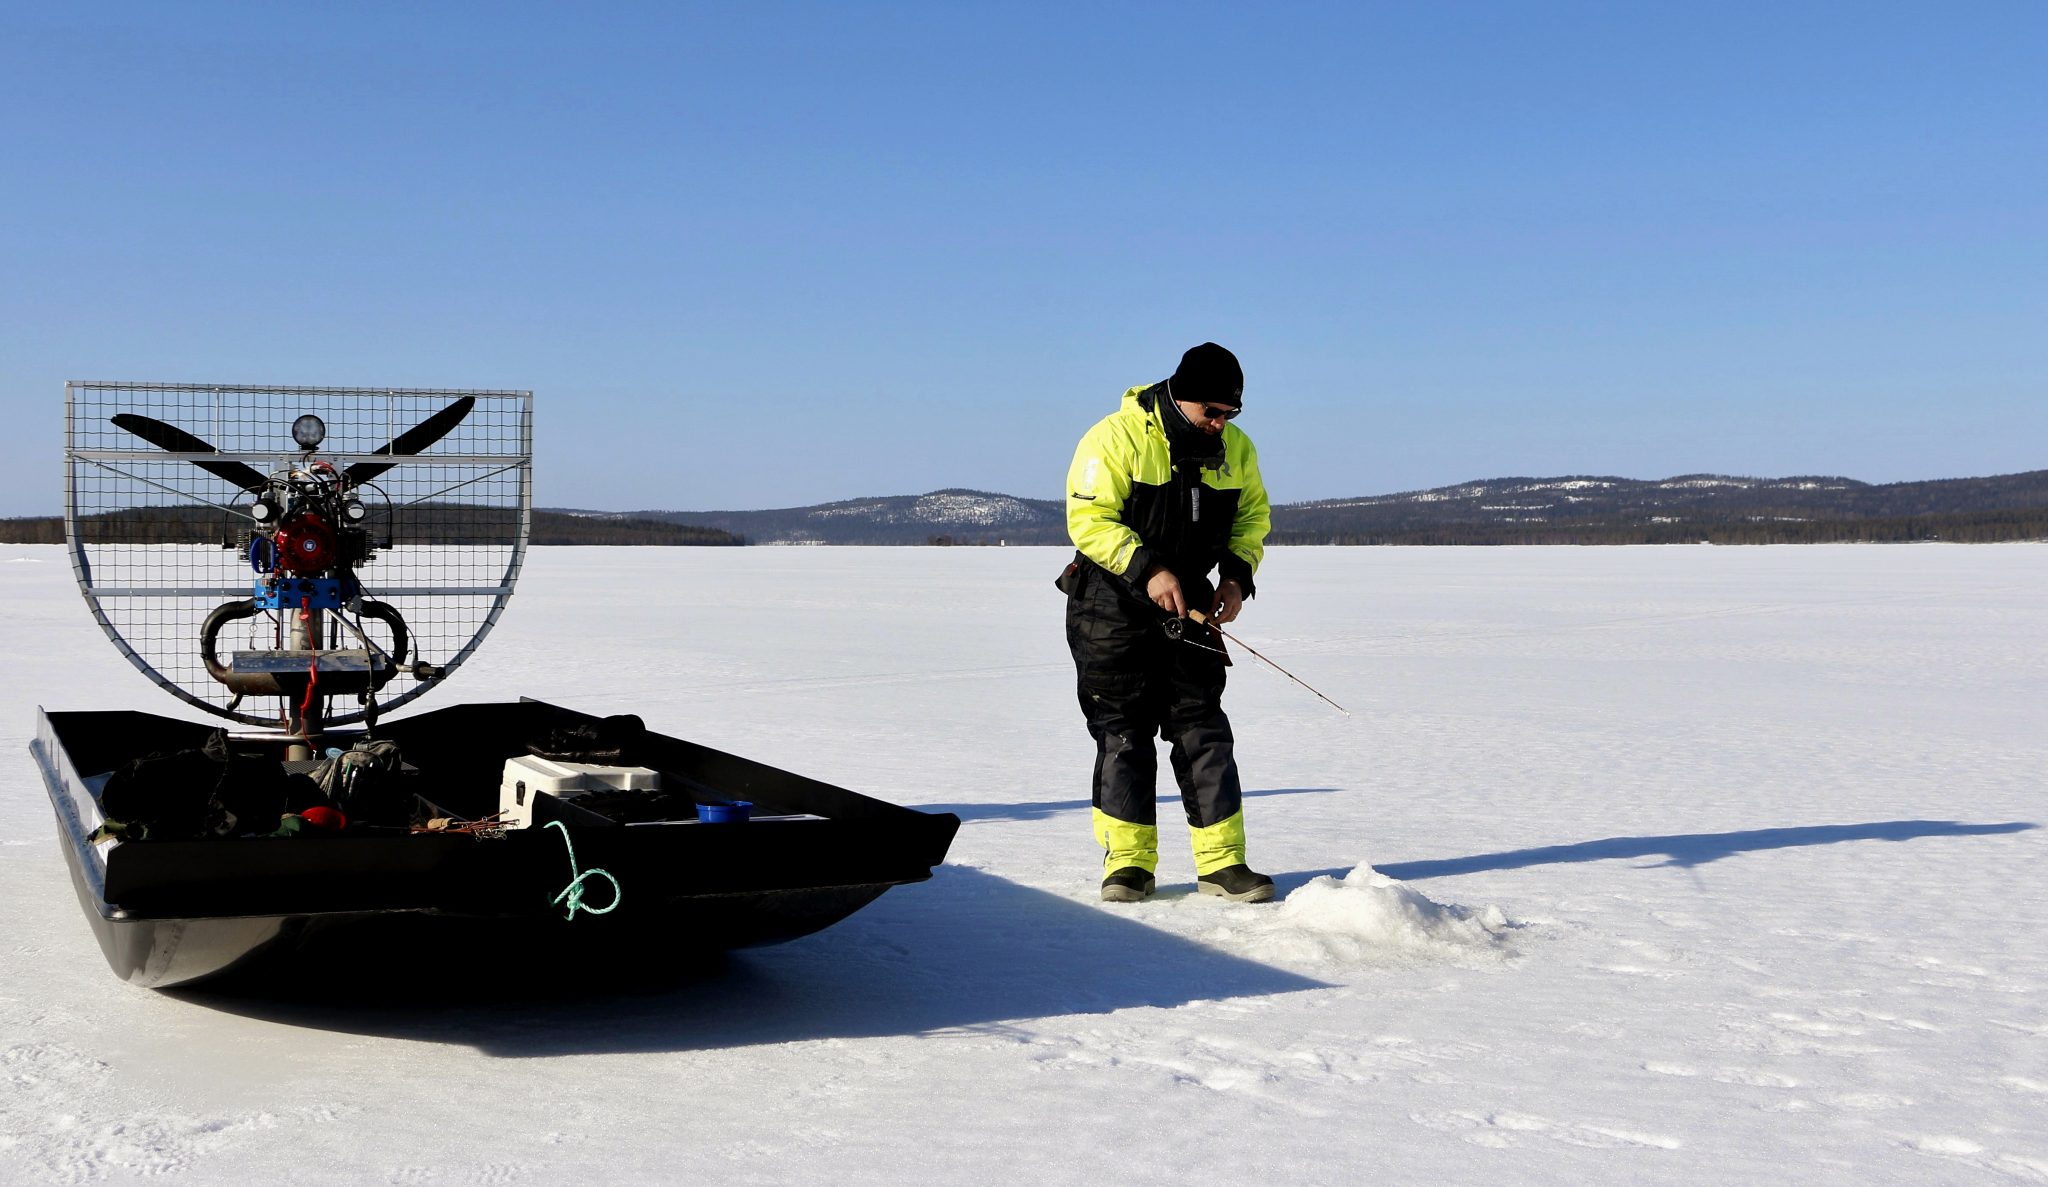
[1160,613,1228,658]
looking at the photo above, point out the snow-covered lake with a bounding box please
[4,543,2044,1184]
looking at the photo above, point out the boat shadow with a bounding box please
[174,864,1328,1057]
[923,785,1339,823]
[1272,818,2039,893]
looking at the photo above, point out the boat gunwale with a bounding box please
[33,705,113,916]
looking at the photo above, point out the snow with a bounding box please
[1657,477,1755,489]
[809,500,891,518]
[1294,497,1392,510]
[908,492,1039,526]
[807,492,1039,527]
[1407,485,1493,502]
[4,543,2047,1184]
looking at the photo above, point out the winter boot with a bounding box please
[1196,864,1276,903]
[1101,866,1157,903]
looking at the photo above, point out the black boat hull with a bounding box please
[33,700,960,987]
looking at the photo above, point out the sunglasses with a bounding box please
[1199,404,1242,421]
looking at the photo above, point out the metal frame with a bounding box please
[64,381,533,727]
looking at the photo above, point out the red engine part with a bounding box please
[274,512,338,574]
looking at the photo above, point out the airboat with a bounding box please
[30,382,958,987]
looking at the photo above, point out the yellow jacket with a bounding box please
[1065,383,1269,596]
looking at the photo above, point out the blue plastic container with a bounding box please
[696,800,752,824]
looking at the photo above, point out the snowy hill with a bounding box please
[1273,469,2048,543]
[13,473,2038,548]
[587,488,1067,545]
[536,468,2048,546]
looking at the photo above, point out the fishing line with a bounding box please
[1179,609,1350,716]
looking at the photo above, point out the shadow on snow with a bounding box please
[1277,819,2038,892]
[923,786,1339,823]
[174,864,1328,1057]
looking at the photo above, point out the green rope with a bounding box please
[543,820,621,919]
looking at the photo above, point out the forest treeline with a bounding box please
[1269,509,2048,546]
[8,470,2047,546]
[0,507,744,547]
[9,505,2044,546]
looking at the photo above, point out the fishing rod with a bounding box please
[1181,609,1350,716]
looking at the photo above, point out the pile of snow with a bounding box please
[1206,864,1513,969]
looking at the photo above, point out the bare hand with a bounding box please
[1211,579,1243,624]
[1145,566,1187,617]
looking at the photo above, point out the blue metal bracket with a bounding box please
[254,577,345,610]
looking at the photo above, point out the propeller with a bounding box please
[109,414,269,493]
[112,396,475,492]
[346,396,475,484]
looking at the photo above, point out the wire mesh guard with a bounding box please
[65,382,532,726]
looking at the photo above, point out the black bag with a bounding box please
[305,739,412,827]
[528,714,646,764]
[1055,553,1083,595]
[97,729,288,839]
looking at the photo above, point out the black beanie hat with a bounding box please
[1169,342,1244,407]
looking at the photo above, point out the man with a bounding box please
[1060,342,1274,903]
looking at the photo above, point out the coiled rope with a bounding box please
[543,820,621,919]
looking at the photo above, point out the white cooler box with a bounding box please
[499,754,661,829]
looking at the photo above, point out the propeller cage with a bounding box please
[64,382,533,727]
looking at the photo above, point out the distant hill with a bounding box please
[11,471,2046,547]
[525,511,742,547]
[1269,470,2048,544]
[557,470,2048,546]
[577,489,1068,546]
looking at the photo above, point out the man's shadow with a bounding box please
[1276,819,2039,892]
[923,785,1337,823]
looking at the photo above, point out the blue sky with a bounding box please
[1,2,2041,515]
